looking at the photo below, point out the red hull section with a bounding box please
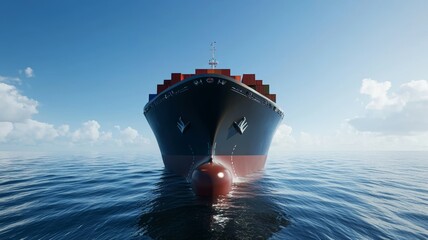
[162,155,267,181]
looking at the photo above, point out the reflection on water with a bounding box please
[138,171,289,239]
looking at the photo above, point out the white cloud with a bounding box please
[399,80,428,102]
[361,78,391,99]
[120,127,139,143]
[271,123,295,147]
[349,79,428,134]
[0,122,14,141]
[270,78,428,152]
[360,78,402,110]
[68,123,150,149]
[0,75,149,150]
[1,117,150,149]
[8,119,59,142]
[0,75,21,84]
[72,120,101,142]
[100,131,113,141]
[270,122,428,153]
[114,125,150,145]
[24,67,34,78]
[263,78,428,153]
[57,124,70,136]
[0,83,38,122]
[0,80,58,143]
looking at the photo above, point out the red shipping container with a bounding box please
[182,74,193,80]
[255,80,263,86]
[263,84,270,94]
[220,69,231,76]
[243,74,256,81]
[232,75,241,81]
[255,85,266,95]
[268,94,276,102]
[204,69,227,75]
[171,73,182,84]
[195,69,208,74]
[164,80,172,87]
[157,84,168,94]
[242,74,256,85]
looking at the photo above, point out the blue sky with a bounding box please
[1,1,428,152]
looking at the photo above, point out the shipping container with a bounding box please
[242,74,256,85]
[263,85,270,94]
[268,94,276,102]
[157,84,168,94]
[220,69,231,76]
[182,74,193,80]
[171,73,182,84]
[232,75,242,81]
[255,85,266,95]
[195,69,208,75]
[164,80,172,87]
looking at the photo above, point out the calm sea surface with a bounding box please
[0,151,427,239]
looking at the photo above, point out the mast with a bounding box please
[208,42,218,69]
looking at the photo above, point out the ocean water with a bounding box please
[0,151,427,239]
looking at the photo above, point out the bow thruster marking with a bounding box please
[177,117,190,134]
[233,117,248,134]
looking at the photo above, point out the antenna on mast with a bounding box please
[208,42,218,69]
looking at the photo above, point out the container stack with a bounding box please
[149,69,277,103]
[242,74,276,102]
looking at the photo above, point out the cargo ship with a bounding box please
[144,45,284,196]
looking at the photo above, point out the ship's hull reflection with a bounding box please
[138,170,289,239]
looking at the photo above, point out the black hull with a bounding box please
[144,74,283,180]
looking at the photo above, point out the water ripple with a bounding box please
[0,152,427,239]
